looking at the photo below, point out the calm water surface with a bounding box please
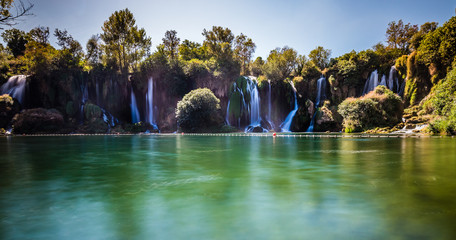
[1,135,456,239]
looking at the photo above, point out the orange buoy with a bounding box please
[181,132,184,135]
[273,132,277,137]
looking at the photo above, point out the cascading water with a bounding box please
[267,80,274,129]
[146,77,158,129]
[1,75,27,105]
[363,70,379,95]
[379,75,387,87]
[225,100,231,125]
[280,81,298,132]
[399,78,407,97]
[244,77,264,132]
[131,88,140,123]
[307,76,327,132]
[80,81,89,124]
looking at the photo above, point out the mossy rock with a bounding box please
[12,108,64,134]
[84,103,103,121]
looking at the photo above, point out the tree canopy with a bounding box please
[100,8,151,75]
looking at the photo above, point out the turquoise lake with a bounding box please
[1,135,456,239]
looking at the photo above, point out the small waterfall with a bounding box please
[131,88,140,123]
[307,76,327,132]
[146,77,158,129]
[362,70,379,95]
[244,77,263,132]
[280,81,298,132]
[267,80,274,129]
[80,81,89,124]
[225,100,230,125]
[386,66,399,93]
[1,75,27,105]
[101,107,119,132]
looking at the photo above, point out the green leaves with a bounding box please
[100,8,151,75]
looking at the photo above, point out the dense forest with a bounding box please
[1,1,456,134]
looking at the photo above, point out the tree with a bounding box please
[86,35,102,66]
[0,0,33,29]
[175,88,222,132]
[202,26,234,61]
[386,20,418,53]
[250,56,264,77]
[409,22,438,51]
[100,8,151,75]
[178,39,206,61]
[1,28,28,57]
[308,46,331,70]
[162,30,180,60]
[29,26,49,44]
[263,46,297,82]
[54,29,83,69]
[234,33,256,75]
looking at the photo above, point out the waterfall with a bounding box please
[1,75,27,105]
[131,88,140,123]
[379,75,387,87]
[225,100,230,125]
[386,66,399,92]
[146,77,158,129]
[80,81,89,123]
[280,81,298,132]
[307,76,327,132]
[362,70,379,95]
[245,77,263,132]
[267,80,274,129]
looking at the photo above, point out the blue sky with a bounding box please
[11,0,456,59]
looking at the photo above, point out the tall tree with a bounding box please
[100,8,151,75]
[29,26,49,44]
[263,46,297,82]
[162,30,180,60]
[54,29,83,68]
[308,46,331,70]
[202,26,234,61]
[386,20,418,53]
[234,33,256,75]
[0,0,33,29]
[178,39,206,61]
[86,34,102,66]
[1,28,28,57]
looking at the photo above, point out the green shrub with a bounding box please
[0,94,18,128]
[423,67,456,134]
[338,85,403,132]
[175,88,222,132]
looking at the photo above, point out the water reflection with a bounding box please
[0,136,456,239]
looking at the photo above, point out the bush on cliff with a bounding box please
[338,85,403,132]
[175,88,223,132]
[423,67,456,135]
[0,94,20,128]
[12,108,64,134]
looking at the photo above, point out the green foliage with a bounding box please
[385,20,418,54]
[338,85,403,132]
[250,56,264,77]
[178,39,206,61]
[101,8,151,75]
[404,51,431,106]
[202,26,234,62]
[0,93,18,128]
[234,33,256,75]
[409,22,438,51]
[331,49,379,86]
[1,28,28,57]
[417,17,456,77]
[395,55,408,80]
[54,29,83,70]
[29,26,50,44]
[263,46,297,82]
[423,67,456,135]
[162,30,180,60]
[308,46,331,70]
[84,103,103,120]
[175,88,222,132]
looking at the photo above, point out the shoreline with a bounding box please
[1,132,452,138]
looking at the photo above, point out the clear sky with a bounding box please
[10,0,456,59]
